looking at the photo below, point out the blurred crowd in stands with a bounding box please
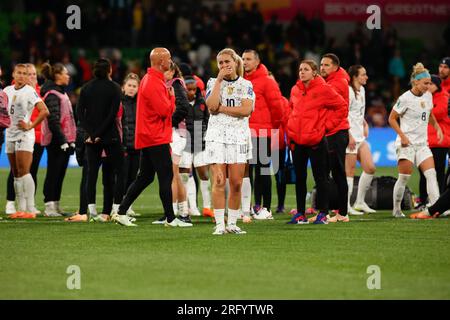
[1,0,449,128]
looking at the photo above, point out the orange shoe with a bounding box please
[10,212,36,219]
[410,211,438,219]
[203,208,214,218]
[328,213,350,223]
[65,214,88,222]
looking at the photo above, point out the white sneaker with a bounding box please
[45,202,62,217]
[212,224,226,235]
[111,213,137,226]
[253,207,274,220]
[152,216,167,225]
[54,201,64,214]
[165,217,193,227]
[126,206,141,217]
[441,210,450,217]
[354,202,376,214]
[6,201,16,215]
[189,208,202,216]
[29,207,41,215]
[226,224,247,234]
[393,210,406,218]
[348,206,364,216]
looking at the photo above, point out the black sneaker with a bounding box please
[179,215,192,224]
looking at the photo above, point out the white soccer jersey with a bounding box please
[3,84,41,142]
[204,77,255,145]
[393,90,433,147]
[348,86,366,142]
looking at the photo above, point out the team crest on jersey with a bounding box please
[227,86,234,95]
[420,101,425,108]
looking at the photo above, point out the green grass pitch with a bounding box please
[0,167,449,299]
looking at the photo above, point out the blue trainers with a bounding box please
[313,212,329,224]
[287,212,308,224]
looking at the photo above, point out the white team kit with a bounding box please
[3,84,41,153]
[393,90,433,166]
[346,86,366,154]
[205,77,255,164]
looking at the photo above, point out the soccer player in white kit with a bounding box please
[205,48,255,235]
[344,65,377,217]
[3,64,49,218]
[388,63,443,218]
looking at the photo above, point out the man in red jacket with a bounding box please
[439,57,450,94]
[243,50,285,219]
[320,53,350,218]
[115,47,192,227]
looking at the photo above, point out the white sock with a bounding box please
[228,208,240,226]
[347,176,354,208]
[14,177,26,212]
[356,172,374,205]
[214,208,225,227]
[241,177,251,214]
[423,168,439,205]
[172,202,178,216]
[184,175,198,210]
[393,174,411,212]
[112,203,120,213]
[179,200,189,217]
[22,173,35,212]
[88,204,97,216]
[200,179,211,209]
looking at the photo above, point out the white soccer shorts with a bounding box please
[396,144,433,166]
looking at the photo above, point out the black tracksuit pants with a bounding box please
[275,147,287,209]
[118,144,175,221]
[43,144,71,203]
[327,130,349,216]
[293,138,329,214]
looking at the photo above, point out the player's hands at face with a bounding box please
[217,65,233,81]
[400,135,410,147]
[18,120,31,131]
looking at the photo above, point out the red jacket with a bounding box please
[135,67,175,149]
[287,76,347,146]
[428,90,450,148]
[324,67,350,136]
[30,84,42,144]
[442,77,450,95]
[245,64,286,137]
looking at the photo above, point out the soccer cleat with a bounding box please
[353,202,376,214]
[349,206,364,216]
[65,214,88,222]
[111,213,137,227]
[212,224,226,235]
[287,212,307,224]
[410,210,439,219]
[392,210,406,218]
[5,201,16,215]
[328,213,350,223]
[152,216,167,225]
[202,208,214,218]
[89,214,110,222]
[189,208,201,216]
[253,207,274,220]
[165,217,193,227]
[252,205,261,215]
[179,215,193,224]
[9,212,36,219]
[126,207,141,217]
[313,212,328,224]
[226,224,247,234]
[242,215,252,223]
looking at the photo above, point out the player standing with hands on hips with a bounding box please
[205,48,255,235]
[389,63,443,218]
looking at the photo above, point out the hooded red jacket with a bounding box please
[245,64,286,137]
[441,77,450,95]
[135,67,175,149]
[324,67,350,136]
[428,90,450,148]
[287,76,347,146]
